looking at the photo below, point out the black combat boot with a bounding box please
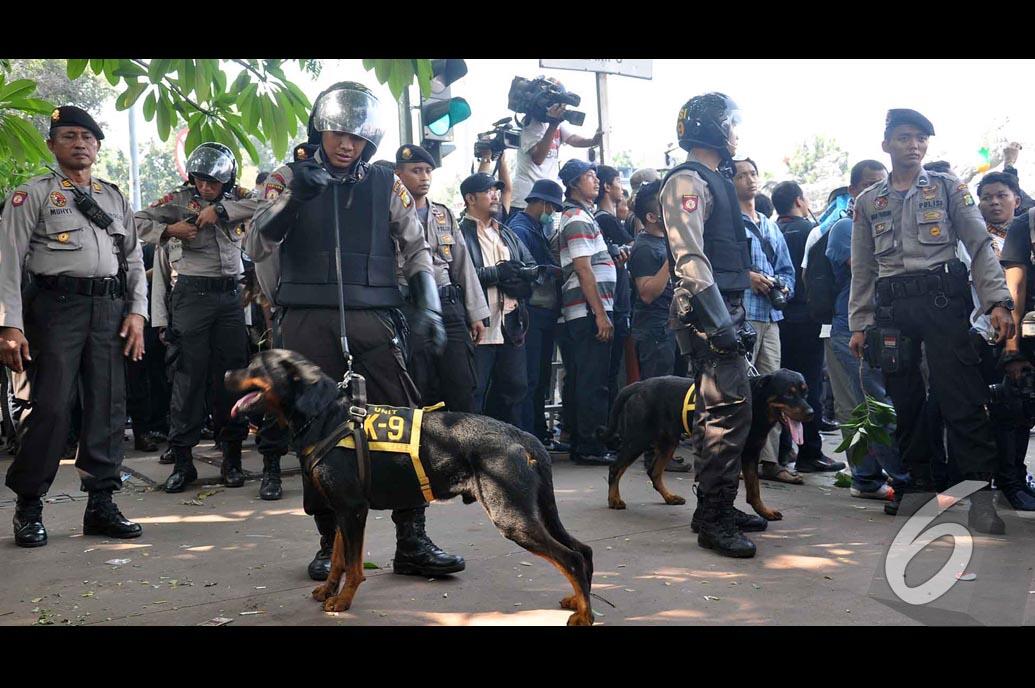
[133,431,158,452]
[696,489,757,558]
[968,485,1006,535]
[690,485,767,533]
[259,454,282,501]
[308,512,337,581]
[392,507,466,576]
[884,476,935,517]
[158,446,175,464]
[83,490,142,539]
[13,496,47,548]
[163,446,198,493]
[221,441,245,488]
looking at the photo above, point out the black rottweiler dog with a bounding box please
[597,370,813,522]
[226,349,595,626]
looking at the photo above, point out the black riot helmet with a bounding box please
[186,142,237,197]
[306,81,386,162]
[676,92,742,160]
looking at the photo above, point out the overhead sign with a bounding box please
[539,59,653,80]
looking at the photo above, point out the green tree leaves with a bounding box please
[0,71,55,195]
[834,395,897,467]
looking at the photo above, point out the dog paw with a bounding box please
[323,595,353,613]
[764,510,783,521]
[663,495,686,506]
[608,499,626,510]
[312,585,332,602]
[559,594,579,611]
[566,611,594,626]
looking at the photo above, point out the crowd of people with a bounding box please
[4,77,1035,578]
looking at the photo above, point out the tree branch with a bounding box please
[130,59,218,119]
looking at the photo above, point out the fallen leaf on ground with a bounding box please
[363,562,381,570]
[105,559,130,566]
[239,611,264,616]
[703,596,721,602]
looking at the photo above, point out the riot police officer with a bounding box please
[659,93,767,558]
[0,106,147,546]
[135,143,258,493]
[849,109,1015,533]
[246,82,461,581]
[394,144,489,412]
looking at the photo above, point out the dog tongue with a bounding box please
[782,412,804,446]
[231,391,261,418]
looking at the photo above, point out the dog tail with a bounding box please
[596,383,636,449]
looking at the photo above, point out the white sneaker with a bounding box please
[850,484,894,501]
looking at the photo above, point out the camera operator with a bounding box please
[458,173,538,426]
[476,144,513,222]
[985,187,1035,509]
[510,77,603,221]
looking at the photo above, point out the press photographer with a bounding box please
[475,118,518,221]
[507,76,603,220]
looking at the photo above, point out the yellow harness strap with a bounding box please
[328,403,443,503]
[681,383,697,437]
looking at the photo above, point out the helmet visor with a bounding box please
[312,88,386,150]
[186,145,235,184]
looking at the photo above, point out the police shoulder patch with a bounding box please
[393,179,412,208]
[681,194,699,213]
[264,183,284,201]
[10,191,28,207]
[962,193,975,207]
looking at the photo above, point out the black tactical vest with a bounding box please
[661,161,752,294]
[277,164,402,309]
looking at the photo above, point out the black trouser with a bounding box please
[256,308,288,459]
[681,300,752,499]
[127,325,169,437]
[561,315,612,457]
[607,312,630,413]
[408,290,478,413]
[474,327,528,428]
[280,307,423,529]
[520,305,558,439]
[778,321,824,461]
[166,278,250,450]
[878,293,998,482]
[5,289,126,497]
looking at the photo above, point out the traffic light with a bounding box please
[420,59,471,165]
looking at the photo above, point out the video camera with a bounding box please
[990,369,1035,425]
[767,275,790,310]
[507,76,586,127]
[474,117,522,160]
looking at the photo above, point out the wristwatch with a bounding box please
[987,299,1015,313]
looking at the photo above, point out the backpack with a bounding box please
[803,230,837,324]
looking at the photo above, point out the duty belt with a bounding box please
[875,271,962,306]
[35,274,123,298]
[438,283,463,303]
[176,275,240,292]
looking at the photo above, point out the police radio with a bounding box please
[46,166,114,229]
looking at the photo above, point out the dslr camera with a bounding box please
[989,368,1035,425]
[767,275,789,310]
[474,117,522,160]
[507,76,586,127]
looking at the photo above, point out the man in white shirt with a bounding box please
[510,78,602,219]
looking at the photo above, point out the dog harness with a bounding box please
[681,384,697,437]
[330,402,445,503]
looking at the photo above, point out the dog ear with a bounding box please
[293,375,340,417]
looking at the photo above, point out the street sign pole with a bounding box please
[398,86,414,146]
[595,72,610,165]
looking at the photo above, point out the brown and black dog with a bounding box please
[597,370,814,522]
[226,349,595,625]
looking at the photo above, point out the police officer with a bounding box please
[659,93,767,558]
[849,109,1015,533]
[0,106,147,546]
[135,143,258,493]
[394,144,489,412]
[246,82,461,581]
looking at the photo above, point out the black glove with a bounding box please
[495,260,519,283]
[687,283,738,354]
[290,159,332,202]
[407,271,447,355]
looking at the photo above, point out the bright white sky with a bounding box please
[100,58,1035,205]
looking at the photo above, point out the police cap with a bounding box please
[884,109,935,139]
[49,105,104,141]
[395,145,437,168]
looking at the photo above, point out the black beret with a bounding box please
[884,109,934,138]
[49,105,104,141]
[395,144,436,168]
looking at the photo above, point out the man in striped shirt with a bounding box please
[555,160,616,465]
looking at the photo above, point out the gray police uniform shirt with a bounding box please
[396,201,490,324]
[849,167,1011,332]
[134,185,258,278]
[150,243,174,328]
[246,150,433,285]
[0,172,148,332]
